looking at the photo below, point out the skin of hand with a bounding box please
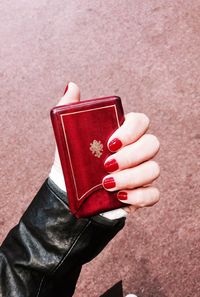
[53,82,160,214]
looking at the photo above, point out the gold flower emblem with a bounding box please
[90,140,103,158]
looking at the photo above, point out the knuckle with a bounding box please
[146,134,160,150]
[126,112,136,123]
[152,135,160,150]
[126,112,150,130]
[140,113,150,127]
[147,187,160,207]
[154,188,160,203]
[129,111,136,118]
[150,160,160,177]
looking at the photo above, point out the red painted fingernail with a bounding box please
[108,138,122,152]
[63,84,69,95]
[117,191,128,200]
[104,159,119,172]
[103,177,116,189]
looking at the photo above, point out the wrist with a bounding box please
[49,163,66,192]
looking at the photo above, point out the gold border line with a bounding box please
[60,104,120,201]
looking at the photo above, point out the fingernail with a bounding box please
[108,138,122,152]
[104,159,119,172]
[103,177,116,189]
[63,83,69,95]
[117,191,128,200]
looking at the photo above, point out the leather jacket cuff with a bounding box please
[0,178,125,297]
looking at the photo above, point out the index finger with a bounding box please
[107,112,150,152]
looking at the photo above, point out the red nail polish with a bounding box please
[63,84,69,95]
[104,159,119,172]
[103,177,116,189]
[108,138,122,152]
[117,191,128,200]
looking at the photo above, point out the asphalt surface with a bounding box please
[0,1,200,296]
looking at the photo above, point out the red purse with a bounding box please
[50,96,125,218]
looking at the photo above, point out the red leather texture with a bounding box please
[51,96,125,218]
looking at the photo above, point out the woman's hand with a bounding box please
[103,112,160,214]
[51,82,160,214]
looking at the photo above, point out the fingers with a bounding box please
[107,112,150,152]
[56,82,81,106]
[118,186,160,206]
[104,111,160,213]
[104,134,160,172]
[102,160,160,191]
[120,187,160,215]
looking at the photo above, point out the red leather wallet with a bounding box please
[50,96,125,218]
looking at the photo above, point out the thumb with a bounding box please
[57,82,80,106]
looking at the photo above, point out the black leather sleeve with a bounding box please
[0,178,125,297]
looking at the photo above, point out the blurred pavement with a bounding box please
[0,1,200,296]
